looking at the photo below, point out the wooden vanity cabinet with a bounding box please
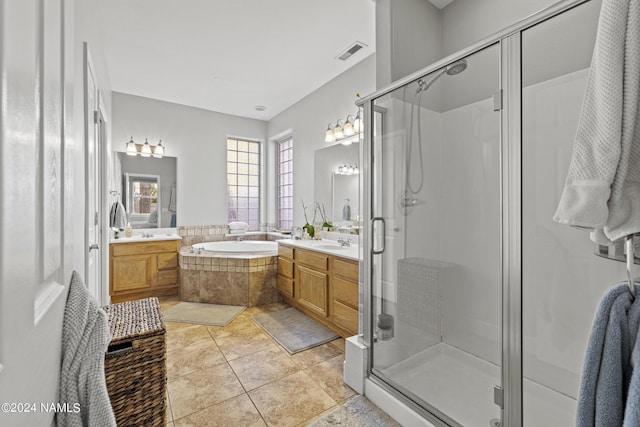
[295,249,329,318]
[110,239,180,303]
[277,245,295,298]
[330,257,359,336]
[277,243,358,338]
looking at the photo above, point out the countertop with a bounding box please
[110,234,182,244]
[277,238,359,261]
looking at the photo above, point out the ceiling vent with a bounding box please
[336,41,367,61]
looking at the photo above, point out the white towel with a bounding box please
[109,201,127,231]
[228,221,249,231]
[168,184,176,213]
[58,271,116,427]
[553,0,640,244]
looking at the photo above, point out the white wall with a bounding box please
[111,92,267,227]
[266,53,376,228]
[375,0,442,88]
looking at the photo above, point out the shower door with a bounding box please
[368,43,502,427]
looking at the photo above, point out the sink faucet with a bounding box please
[337,237,352,247]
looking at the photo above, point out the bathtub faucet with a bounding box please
[237,236,245,242]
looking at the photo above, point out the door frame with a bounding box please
[83,43,107,305]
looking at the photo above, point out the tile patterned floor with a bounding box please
[159,296,357,426]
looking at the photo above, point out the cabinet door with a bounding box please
[296,265,328,317]
[112,254,155,292]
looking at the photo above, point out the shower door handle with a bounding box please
[371,217,385,254]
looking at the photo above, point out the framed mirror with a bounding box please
[314,142,359,226]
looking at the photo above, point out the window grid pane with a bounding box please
[277,137,294,230]
[227,138,260,229]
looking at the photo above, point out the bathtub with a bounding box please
[179,240,280,307]
[192,240,277,255]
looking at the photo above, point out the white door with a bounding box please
[85,45,102,303]
[0,0,74,425]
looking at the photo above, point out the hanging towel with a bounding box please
[109,201,127,231]
[624,283,640,426]
[553,0,640,244]
[168,183,177,213]
[577,283,640,427]
[58,271,116,427]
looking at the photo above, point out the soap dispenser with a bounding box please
[342,199,351,221]
[125,222,133,238]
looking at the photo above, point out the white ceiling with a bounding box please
[100,1,376,121]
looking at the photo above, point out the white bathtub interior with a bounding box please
[365,1,626,426]
[192,240,278,254]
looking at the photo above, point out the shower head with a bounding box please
[416,59,468,93]
[446,59,467,76]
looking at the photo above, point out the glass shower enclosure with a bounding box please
[357,0,611,426]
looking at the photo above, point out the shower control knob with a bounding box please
[393,226,400,232]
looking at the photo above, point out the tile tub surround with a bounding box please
[179,252,280,307]
[177,225,288,248]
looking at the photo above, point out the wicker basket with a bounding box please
[103,297,166,426]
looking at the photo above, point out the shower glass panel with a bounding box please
[370,44,501,426]
[521,1,614,426]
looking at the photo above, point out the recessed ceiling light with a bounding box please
[254,105,266,111]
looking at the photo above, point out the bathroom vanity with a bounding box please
[277,239,358,338]
[109,235,181,303]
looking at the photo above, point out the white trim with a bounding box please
[34,281,65,326]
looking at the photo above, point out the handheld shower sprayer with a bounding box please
[405,59,468,203]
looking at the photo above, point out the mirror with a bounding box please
[115,152,177,228]
[314,142,359,225]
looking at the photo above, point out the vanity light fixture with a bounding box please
[353,110,362,133]
[336,162,359,175]
[140,139,152,157]
[343,116,355,137]
[152,140,164,158]
[334,120,345,140]
[325,108,363,145]
[126,136,137,156]
[125,137,166,158]
[325,124,336,143]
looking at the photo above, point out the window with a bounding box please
[277,137,293,230]
[124,173,161,226]
[227,138,260,230]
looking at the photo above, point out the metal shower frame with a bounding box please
[356,0,594,425]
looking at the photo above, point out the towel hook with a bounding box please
[626,235,636,298]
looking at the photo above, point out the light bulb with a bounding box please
[141,138,152,157]
[347,165,354,174]
[353,111,362,133]
[153,140,164,158]
[343,116,355,136]
[325,124,335,143]
[354,165,359,174]
[334,121,344,140]
[126,137,137,156]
